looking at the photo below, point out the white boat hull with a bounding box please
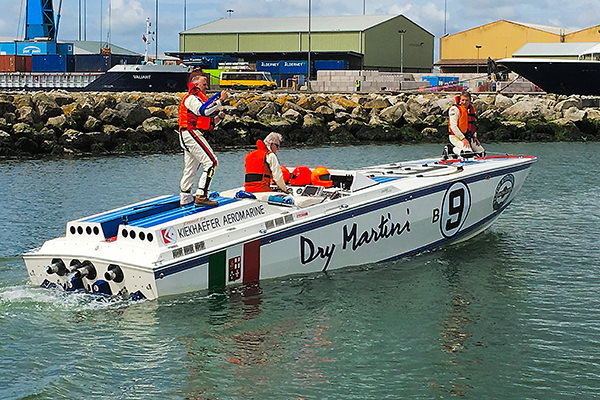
[23,155,536,300]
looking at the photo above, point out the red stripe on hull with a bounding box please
[243,241,260,283]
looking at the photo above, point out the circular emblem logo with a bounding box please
[440,181,471,238]
[493,174,515,210]
[160,226,177,244]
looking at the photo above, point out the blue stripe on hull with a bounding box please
[83,195,180,238]
[130,197,239,228]
[84,195,180,223]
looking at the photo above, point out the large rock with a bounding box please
[141,117,168,134]
[406,95,433,119]
[555,97,582,112]
[99,108,124,126]
[46,114,76,131]
[17,106,39,124]
[281,108,302,122]
[302,113,323,129]
[0,100,16,116]
[501,97,555,120]
[49,90,75,106]
[379,102,407,124]
[563,107,585,122]
[336,97,360,111]
[256,102,279,121]
[297,95,328,111]
[362,98,391,109]
[246,100,268,117]
[32,92,62,121]
[116,102,151,127]
[585,108,600,120]
[84,116,103,131]
[494,94,514,109]
[281,101,304,114]
[12,122,36,138]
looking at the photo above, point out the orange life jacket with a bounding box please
[178,87,212,131]
[244,140,272,193]
[448,97,476,138]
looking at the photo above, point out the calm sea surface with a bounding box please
[1,142,599,399]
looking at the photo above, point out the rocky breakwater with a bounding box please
[1,90,600,158]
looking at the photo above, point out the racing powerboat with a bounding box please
[23,154,536,300]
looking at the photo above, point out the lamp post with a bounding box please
[444,0,447,35]
[155,0,159,62]
[475,45,482,73]
[226,9,234,18]
[307,0,311,90]
[398,30,406,73]
[363,0,366,15]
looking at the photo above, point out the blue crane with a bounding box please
[25,0,62,40]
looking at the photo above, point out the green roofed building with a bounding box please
[176,15,433,73]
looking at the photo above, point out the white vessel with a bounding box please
[23,154,536,301]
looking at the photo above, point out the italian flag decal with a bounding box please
[207,240,261,289]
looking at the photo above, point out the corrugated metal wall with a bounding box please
[440,21,559,60]
[180,16,434,72]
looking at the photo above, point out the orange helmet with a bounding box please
[311,166,333,188]
[289,166,312,186]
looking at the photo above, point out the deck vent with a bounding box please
[172,248,183,258]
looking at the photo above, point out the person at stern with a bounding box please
[178,75,228,207]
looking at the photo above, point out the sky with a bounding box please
[1,0,599,60]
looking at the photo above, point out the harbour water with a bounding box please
[1,142,599,399]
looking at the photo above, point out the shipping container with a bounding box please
[17,41,57,55]
[110,54,143,67]
[0,42,16,55]
[281,60,307,74]
[257,61,281,74]
[421,76,439,87]
[439,76,459,84]
[73,54,111,72]
[57,42,74,55]
[314,60,348,71]
[32,54,74,72]
[0,55,31,72]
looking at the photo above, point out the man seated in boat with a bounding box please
[446,91,485,159]
[244,132,289,193]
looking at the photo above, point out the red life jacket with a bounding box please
[178,87,212,131]
[448,96,477,138]
[244,140,272,193]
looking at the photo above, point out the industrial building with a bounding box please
[172,14,434,81]
[436,20,600,73]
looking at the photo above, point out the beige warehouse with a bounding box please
[179,15,434,73]
[437,20,600,73]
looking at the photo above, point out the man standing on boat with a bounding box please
[178,75,228,207]
[447,91,485,158]
[244,132,289,193]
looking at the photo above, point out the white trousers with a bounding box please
[179,129,218,198]
[449,135,485,155]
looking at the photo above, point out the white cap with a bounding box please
[264,132,282,147]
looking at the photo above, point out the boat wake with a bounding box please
[0,284,136,311]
